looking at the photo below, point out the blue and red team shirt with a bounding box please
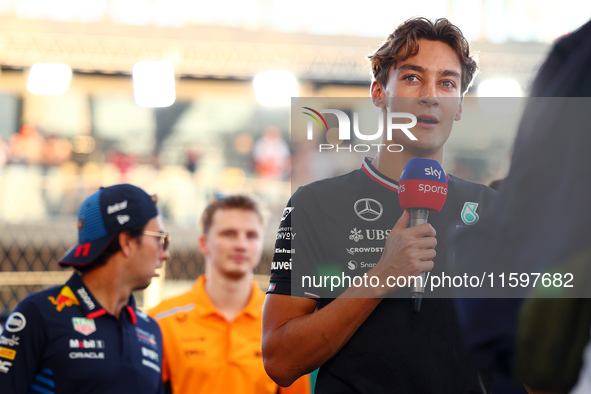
[0,273,164,394]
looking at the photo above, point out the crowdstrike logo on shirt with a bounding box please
[346,247,385,255]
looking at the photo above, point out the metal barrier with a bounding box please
[0,221,274,313]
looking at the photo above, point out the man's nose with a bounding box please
[161,248,171,262]
[234,234,249,250]
[418,82,439,107]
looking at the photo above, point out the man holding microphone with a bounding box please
[263,17,497,393]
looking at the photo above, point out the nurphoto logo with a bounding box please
[302,107,417,153]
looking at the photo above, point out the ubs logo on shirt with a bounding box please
[349,228,391,242]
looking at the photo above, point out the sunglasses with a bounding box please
[143,230,171,251]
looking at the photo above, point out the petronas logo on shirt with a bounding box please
[461,202,479,225]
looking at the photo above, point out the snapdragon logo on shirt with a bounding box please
[302,107,417,153]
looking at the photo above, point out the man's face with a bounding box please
[372,39,464,157]
[200,208,263,280]
[127,216,169,290]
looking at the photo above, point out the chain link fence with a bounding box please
[0,219,275,314]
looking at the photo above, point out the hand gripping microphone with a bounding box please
[398,158,448,314]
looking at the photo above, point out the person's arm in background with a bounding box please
[263,211,437,386]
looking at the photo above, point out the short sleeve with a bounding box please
[267,186,328,299]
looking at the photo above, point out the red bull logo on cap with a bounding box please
[48,286,80,312]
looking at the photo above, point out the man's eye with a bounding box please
[442,80,455,88]
[405,75,419,82]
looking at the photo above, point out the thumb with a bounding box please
[390,210,410,235]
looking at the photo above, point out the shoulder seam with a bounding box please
[153,303,195,321]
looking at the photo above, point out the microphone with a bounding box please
[398,158,448,314]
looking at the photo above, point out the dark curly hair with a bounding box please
[368,17,478,94]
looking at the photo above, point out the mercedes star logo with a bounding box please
[354,198,383,221]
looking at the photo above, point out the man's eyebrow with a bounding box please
[441,69,461,79]
[397,64,425,73]
[398,63,460,79]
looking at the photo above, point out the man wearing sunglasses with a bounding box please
[0,183,170,394]
[149,195,310,394]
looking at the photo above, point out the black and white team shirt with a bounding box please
[268,157,497,394]
[0,273,164,394]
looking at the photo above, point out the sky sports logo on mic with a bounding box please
[399,158,448,212]
[302,107,417,153]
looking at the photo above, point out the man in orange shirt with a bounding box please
[149,195,310,394]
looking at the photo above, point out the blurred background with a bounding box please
[0,0,590,316]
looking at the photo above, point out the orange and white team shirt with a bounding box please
[148,275,310,394]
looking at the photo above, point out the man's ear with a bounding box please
[454,96,464,121]
[371,81,387,109]
[198,234,209,257]
[118,232,133,257]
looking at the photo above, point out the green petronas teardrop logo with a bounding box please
[461,202,479,225]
